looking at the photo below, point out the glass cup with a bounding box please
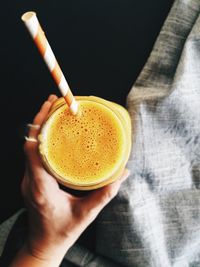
[38,96,131,190]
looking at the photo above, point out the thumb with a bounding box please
[81,169,130,219]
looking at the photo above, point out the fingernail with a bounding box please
[48,94,57,102]
[43,101,51,107]
[40,101,51,112]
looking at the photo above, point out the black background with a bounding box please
[0,0,173,223]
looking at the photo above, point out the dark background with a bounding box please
[0,0,173,223]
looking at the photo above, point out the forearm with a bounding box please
[9,243,67,267]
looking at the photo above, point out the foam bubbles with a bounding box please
[44,100,125,184]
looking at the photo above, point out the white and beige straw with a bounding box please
[21,11,78,115]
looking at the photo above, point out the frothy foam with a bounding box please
[42,100,126,185]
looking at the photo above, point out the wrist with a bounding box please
[26,239,69,265]
[9,243,64,267]
[25,236,74,266]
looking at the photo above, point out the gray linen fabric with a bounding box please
[0,209,25,257]
[65,0,200,266]
[1,0,200,266]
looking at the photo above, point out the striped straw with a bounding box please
[21,11,78,115]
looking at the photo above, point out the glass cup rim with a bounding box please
[38,96,130,190]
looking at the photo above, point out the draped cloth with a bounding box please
[1,0,200,266]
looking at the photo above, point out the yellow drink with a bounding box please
[39,96,131,190]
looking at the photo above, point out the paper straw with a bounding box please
[21,11,78,115]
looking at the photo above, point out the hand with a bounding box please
[19,95,130,266]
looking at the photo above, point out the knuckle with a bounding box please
[103,186,118,202]
[32,190,46,207]
[29,181,47,208]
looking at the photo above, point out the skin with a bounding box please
[9,95,130,267]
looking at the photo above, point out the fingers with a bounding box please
[33,95,57,125]
[24,95,58,160]
[81,169,130,220]
[30,94,58,140]
[24,95,58,185]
